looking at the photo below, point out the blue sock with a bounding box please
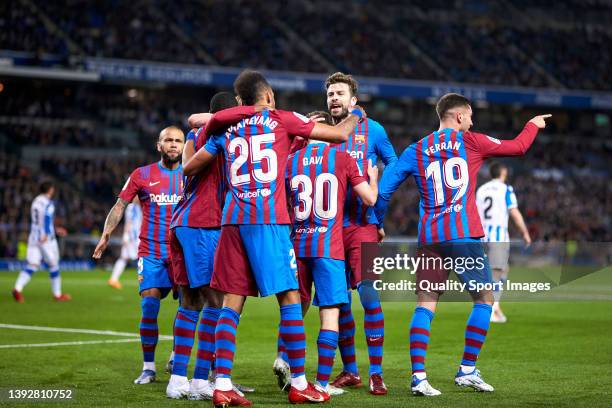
[140,297,161,365]
[316,329,338,387]
[194,307,220,380]
[172,307,199,377]
[338,291,358,375]
[215,307,240,378]
[358,283,384,376]
[461,303,492,367]
[409,306,434,375]
[279,303,306,378]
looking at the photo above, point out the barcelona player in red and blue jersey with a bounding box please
[375,93,551,396]
[93,126,185,385]
[165,93,257,399]
[324,73,397,395]
[282,110,379,396]
[184,70,365,406]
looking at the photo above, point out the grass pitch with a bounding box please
[0,270,611,407]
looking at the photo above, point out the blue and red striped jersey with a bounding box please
[119,161,183,259]
[376,123,540,244]
[334,118,396,227]
[287,143,366,260]
[204,109,315,225]
[171,127,226,229]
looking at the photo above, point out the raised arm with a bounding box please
[475,115,551,158]
[93,198,128,259]
[182,128,200,165]
[183,141,219,176]
[308,106,365,143]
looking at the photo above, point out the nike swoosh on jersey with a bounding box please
[149,181,160,186]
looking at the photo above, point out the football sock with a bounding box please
[316,329,338,387]
[172,307,199,377]
[49,267,61,297]
[461,303,492,367]
[215,307,240,380]
[338,291,358,375]
[410,306,434,375]
[277,330,288,362]
[15,267,35,291]
[194,307,220,380]
[140,296,160,371]
[358,283,384,376]
[110,258,127,282]
[279,304,306,379]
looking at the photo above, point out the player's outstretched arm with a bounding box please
[353,159,379,206]
[182,129,198,166]
[188,113,213,129]
[374,146,416,228]
[476,114,552,158]
[309,106,365,143]
[93,198,128,259]
[183,144,217,176]
[509,207,532,247]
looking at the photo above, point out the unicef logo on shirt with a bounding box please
[454,204,463,213]
[260,188,272,197]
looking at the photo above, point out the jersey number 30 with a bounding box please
[290,173,338,221]
[229,133,278,186]
[425,157,468,205]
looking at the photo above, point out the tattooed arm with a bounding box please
[92,198,129,259]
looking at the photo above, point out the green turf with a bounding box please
[1,270,611,407]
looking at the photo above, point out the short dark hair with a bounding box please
[210,92,238,113]
[233,70,270,106]
[436,93,471,120]
[40,180,54,194]
[307,111,333,125]
[489,161,507,179]
[325,72,358,96]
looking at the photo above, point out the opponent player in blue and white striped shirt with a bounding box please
[12,181,70,302]
[476,162,531,322]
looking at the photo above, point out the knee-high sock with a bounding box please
[110,258,127,282]
[358,283,384,376]
[316,329,338,387]
[409,306,434,375]
[338,291,358,375]
[15,267,35,291]
[277,329,288,362]
[279,304,306,379]
[215,307,240,380]
[461,303,492,367]
[140,297,161,369]
[49,267,61,297]
[172,307,199,377]
[194,307,220,380]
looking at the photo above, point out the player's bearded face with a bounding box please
[327,83,356,120]
[158,133,184,163]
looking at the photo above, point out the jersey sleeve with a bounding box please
[467,122,539,159]
[372,121,398,166]
[203,133,224,156]
[279,110,316,138]
[343,153,367,187]
[204,106,256,137]
[118,169,141,203]
[186,128,197,144]
[374,145,416,227]
[506,185,518,210]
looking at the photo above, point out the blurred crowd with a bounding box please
[0,78,609,260]
[1,0,611,90]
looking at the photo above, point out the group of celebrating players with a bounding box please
[84,69,549,406]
